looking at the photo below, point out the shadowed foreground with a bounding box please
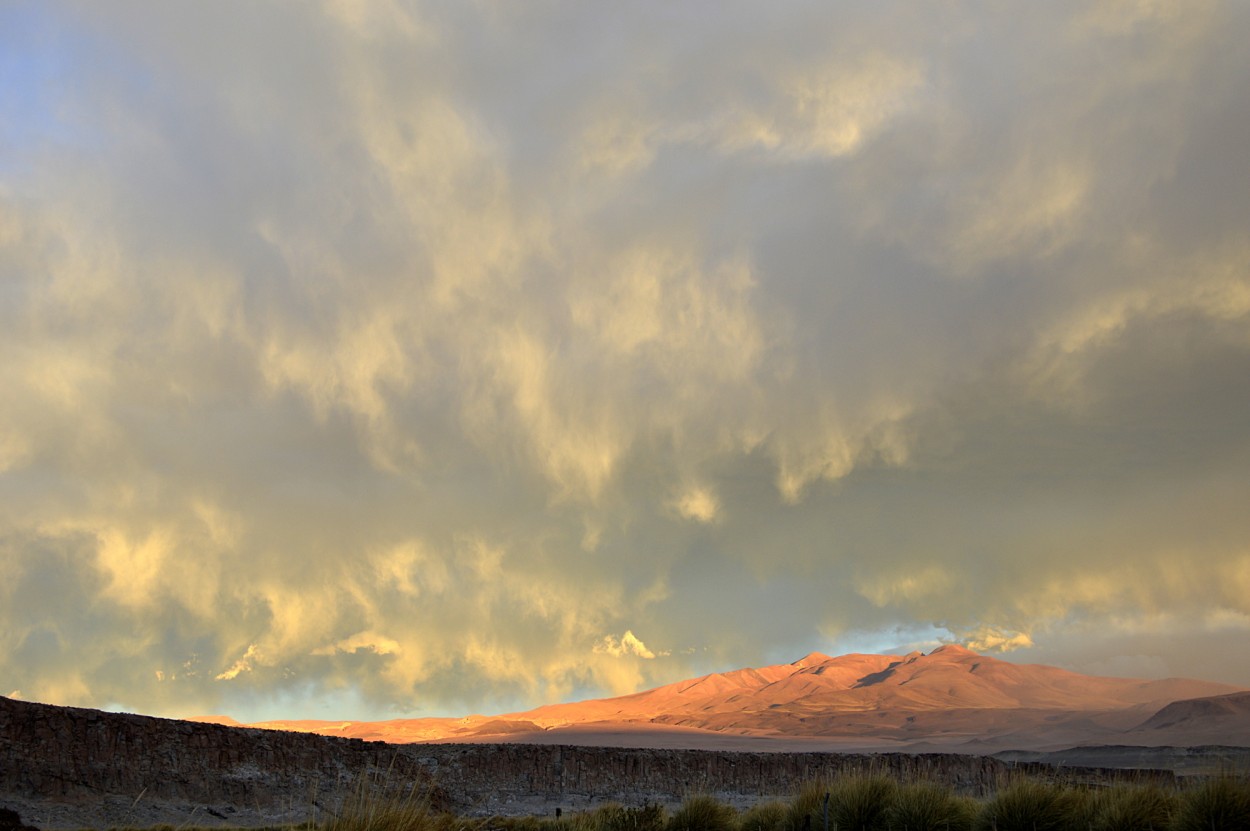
[2,695,1220,828]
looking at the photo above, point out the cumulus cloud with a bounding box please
[951,627,1036,654]
[594,631,662,660]
[2,0,1250,721]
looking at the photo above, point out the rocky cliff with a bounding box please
[0,695,436,829]
[1,695,1176,829]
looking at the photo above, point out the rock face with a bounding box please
[0,695,437,829]
[1,695,1178,828]
[0,807,40,831]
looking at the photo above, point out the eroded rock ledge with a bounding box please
[1,695,1175,829]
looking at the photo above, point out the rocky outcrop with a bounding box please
[1,695,1178,828]
[0,808,39,831]
[0,695,438,828]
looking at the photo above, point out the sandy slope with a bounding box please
[201,646,1248,751]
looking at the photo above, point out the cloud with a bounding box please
[1,1,1249,720]
[594,631,662,660]
[950,627,1035,654]
[709,53,925,161]
[216,645,262,682]
[311,632,401,658]
[671,485,720,524]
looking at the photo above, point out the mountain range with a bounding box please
[199,645,1250,752]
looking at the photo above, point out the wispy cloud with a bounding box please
[2,0,1249,720]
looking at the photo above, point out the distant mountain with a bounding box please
[207,646,1249,752]
[1142,690,1250,727]
[1127,690,1250,745]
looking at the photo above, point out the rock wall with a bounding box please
[1,695,1177,827]
[0,695,436,827]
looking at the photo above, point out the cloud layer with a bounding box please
[3,0,1250,720]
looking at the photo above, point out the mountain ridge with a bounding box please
[201,647,1249,750]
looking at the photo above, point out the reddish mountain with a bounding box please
[210,646,1247,751]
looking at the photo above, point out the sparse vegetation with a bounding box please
[782,779,829,831]
[53,772,1250,831]
[1086,783,1177,831]
[314,768,438,831]
[735,800,786,831]
[1170,777,1250,831]
[887,781,975,831]
[581,803,666,831]
[826,774,896,831]
[667,795,737,831]
[972,779,1080,831]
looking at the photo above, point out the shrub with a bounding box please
[601,803,667,831]
[667,796,737,831]
[1171,777,1250,831]
[317,768,441,831]
[888,781,974,831]
[973,780,1079,831]
[784,776,896,831]
[827,775,896,831]
[783,780,831,831]
[737,800,787,831]
[1085,784,1176,831]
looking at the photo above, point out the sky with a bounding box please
[2,1,1250,724]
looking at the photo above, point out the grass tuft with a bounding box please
[736,800,787,831]
[887,781,974,831]
[1082,783,1176,831]
[972,779,1079,831]
[783,776,898,831]
[782,780,830,831]
[667,796,736,831]
[1170,777,1250,831]
[580,803,667,831]
[827,775,896,831]
[316,767,440,831]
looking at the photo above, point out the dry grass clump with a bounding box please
[735,800,787,831]
[315,768,443,831]
[666,795,737,831]
[1170,776,1250,831]
[972,779,1080,831]
[887,781,975,831]
[782,775,898,831]
[1080,783,1176,831]
[579,803,667,831]
[826,775,896,831]
[782,780,830,831]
